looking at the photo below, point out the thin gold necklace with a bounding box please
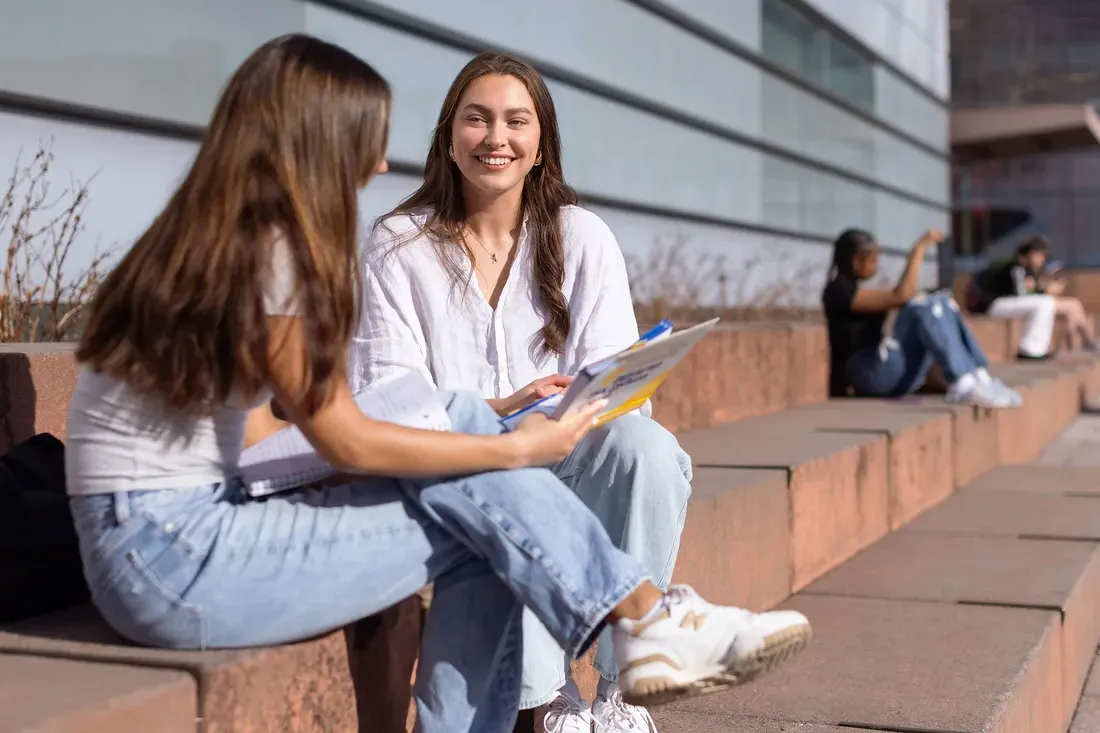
[467,229,508,264]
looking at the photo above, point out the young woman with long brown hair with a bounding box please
[66,36,810,733]
[350,52,810,733]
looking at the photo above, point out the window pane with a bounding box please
[0,0,304,126]
[761,0,873,111]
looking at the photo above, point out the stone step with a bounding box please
[1071,650,1100,732]
[963,464,1100,497]
[676,419,890,592]
[649,322,828,432]
[0,653,196,733]
[804,531,1100,723]
[0,602,421,733]
[991,361,1090,463]
[770,400,955,528]
[655,594,1064,732]
[653,441,1100,732]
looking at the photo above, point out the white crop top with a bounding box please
[65,233,302,496]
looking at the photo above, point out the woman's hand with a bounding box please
[507,399,606,467]
[489,374,574,416]
[913,229,944,253]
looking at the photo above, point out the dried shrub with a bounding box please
[626,235,824,326]
[0,141,113,342]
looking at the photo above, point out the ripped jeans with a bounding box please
[846,291,990,396]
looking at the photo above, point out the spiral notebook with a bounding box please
[237,371,452,497]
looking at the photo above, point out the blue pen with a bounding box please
[635,319,673,345]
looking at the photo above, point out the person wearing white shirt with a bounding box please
[350,53,697,733]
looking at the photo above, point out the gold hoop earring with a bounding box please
[534,153,543,166]
[448,145,455,161]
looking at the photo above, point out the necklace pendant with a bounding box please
[490,253,498,263]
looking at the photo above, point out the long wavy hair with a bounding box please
[378,52,577,356]
[76,34,391,415]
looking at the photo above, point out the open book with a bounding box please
[500,317,719,430]
[236,371,451,497]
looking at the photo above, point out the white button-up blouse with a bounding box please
[350,205,648,414]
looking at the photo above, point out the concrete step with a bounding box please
[964,314,1018,364]
[0,653,196,733]
[650,322,828,431]
[963,464,1100,497]
[803,531,1100,724]
[652,419,1100,732]
[1072,650,1100,732]
[0,604,373,733]
[676,419,890,592]
[991,362,1089,463]
[673,468,791,613]
[771,400,955,528]
[655,594,1064,732]
[901,487,1100,542]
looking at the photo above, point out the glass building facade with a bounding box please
[0,0,951,303]
[951,0,1100,264]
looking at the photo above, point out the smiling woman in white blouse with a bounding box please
[351,52,694,733]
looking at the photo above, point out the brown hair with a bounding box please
[77,34,391,415]
[379,52,577,356]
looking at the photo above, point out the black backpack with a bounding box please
[0,433,90,624]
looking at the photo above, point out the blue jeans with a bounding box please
[68,392,647,733]
[846,292,990,397]
[519,414,692,708]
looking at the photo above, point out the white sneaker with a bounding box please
[990,378,1023,406]
[593,685,658,732]
[536,691,594,733]
[946,380,1013,409]
[612,585,811,707]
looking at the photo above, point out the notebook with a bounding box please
[500,318,718,430]
[237,371,452,497]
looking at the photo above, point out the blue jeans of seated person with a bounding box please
[67,391,646,733]
[845,291,990,397]
[518,414,693,709]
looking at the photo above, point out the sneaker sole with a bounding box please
[620,622,812,708]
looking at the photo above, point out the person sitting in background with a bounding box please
[351,51,692,733]
[975,237,1097,354]
[822,228,1021,408]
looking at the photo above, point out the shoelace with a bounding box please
[663,584,742,620]
[542,694,592,733]
[598,691,653,731]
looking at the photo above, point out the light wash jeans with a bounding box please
[67,391,647,733]
[846,291,990,396]
[518,414,693,708]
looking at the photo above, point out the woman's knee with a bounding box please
[595,415,693,487]
[1055,296,1085,318]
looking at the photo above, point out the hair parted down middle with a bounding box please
[377,51,578,356]
[76,34,391,416]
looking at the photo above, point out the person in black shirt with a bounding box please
[976,237,1096,356]
[822,228,1020,408]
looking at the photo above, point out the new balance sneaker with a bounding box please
[612,585,811,707]
[536,691,594,733]
[593,685,658,732]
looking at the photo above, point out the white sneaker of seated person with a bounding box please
[593,683,657,732]
[536,688,594,733]
[613,585,811,707]
[944,373,1014,409]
